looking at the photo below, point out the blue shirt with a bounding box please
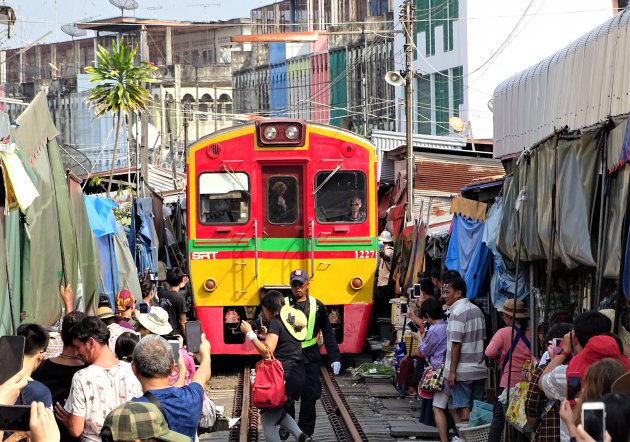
[132,382,204,441]
[16,380,53,408]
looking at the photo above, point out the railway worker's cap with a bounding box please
[138,307,173,336]
[378,230,394,243]
[102,402,188,442]
[290,269,308,285]
[280,304,308,341]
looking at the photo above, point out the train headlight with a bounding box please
[263,126,278,141]
[203,278,217,292]
[285,125,300,140]
[350,277,363,290]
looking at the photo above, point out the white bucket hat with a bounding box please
[138,307,173,336]
[378,230,393,243]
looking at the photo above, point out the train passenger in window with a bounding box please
[342,196,366,222]
[268,180,295,224]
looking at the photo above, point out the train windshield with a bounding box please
[314,171,367,223]
[198,172,250,224]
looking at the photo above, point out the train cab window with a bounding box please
[314,171,367,223]
[198,172,250,224]
[267,176,298,224]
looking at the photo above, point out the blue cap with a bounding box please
[290,269,308,284]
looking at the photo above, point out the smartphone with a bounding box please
[400,303,408,315]
[413,283,421,299]
[139,303,149,314]
[0,336,25,384]
[567,372,582,405]
[552,338,562,348]
[407,321,419,333]
[0,405,31,431]
[254,317,263,333]
[186,320,202,353]
[582,402,606,442]
[168,340,180,364]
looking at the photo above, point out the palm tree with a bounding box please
[85,37,156,194]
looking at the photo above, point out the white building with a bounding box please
[393,0,616,139]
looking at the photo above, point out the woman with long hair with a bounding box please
[240,290,311,442]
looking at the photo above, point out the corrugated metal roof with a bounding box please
[493,10,630,158]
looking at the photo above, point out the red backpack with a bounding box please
[251,347,287,409]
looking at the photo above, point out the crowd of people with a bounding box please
[383,252,630,442]
[0,266,343,442]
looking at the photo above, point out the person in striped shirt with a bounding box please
[442,277,488,423]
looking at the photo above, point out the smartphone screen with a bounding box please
[413,283,421,299]
[552,338,562,348]
[169,341,180,364]
[139,303,149,314]
[583,406,605,442]
[567,373,582,403]
[0,336,25,384]
[186,320,202,353]
[407,321,419,333]
[0,405,31,431]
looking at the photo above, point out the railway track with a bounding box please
[203,361,426,442]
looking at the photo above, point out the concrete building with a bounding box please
[232,0,396,135]
[393,0,616,139]
[1,16,251,174]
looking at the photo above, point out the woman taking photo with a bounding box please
[240,290,312,442]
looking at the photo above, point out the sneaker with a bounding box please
[298,433,313,442]
[279,428,290,440]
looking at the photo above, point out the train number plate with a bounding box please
[354,250,377,258]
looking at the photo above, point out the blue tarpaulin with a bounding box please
[445,215,490,300]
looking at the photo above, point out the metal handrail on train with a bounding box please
[310,219,315,278]
[253,220,259,279]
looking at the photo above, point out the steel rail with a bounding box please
[320,367,367,442]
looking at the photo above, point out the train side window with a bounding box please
[267,175,298,225]
[198,172,250,224]
[314,171,367,223]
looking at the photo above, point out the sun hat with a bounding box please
[280,304,308,341]
[290,269,308,285]
[499,299,529,319]
[115,289,135,314]
[138,307,173,336]
[102,402,188,442]
[378,230,394,243]
[612,371,630,394]
[96,306,116,320]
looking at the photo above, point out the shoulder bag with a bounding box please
[251,346,287,409]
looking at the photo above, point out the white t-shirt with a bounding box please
[65,361,142,442]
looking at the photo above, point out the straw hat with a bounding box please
[138,307,173,336]
[280,305,308,341]
[499,299,529,319]
[96,306,116,320]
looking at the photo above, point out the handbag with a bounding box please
[251,346,287,409]
[419,363,445,393]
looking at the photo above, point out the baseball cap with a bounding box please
[102,402,188,442]
[290,269,308,285]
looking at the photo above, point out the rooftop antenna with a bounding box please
[109,0,139,16]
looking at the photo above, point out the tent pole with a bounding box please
[5,259,16,333]
[47,143,68,286]
[543,137,559,330]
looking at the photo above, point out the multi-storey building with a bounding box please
[395,0,616,139]
[0,16,251,173]
[232,0,396,135]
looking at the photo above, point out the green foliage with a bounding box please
[84,38,157,117]
[84,37,157,194]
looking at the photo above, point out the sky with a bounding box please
[5,0,273,49]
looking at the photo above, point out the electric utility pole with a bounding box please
[403,0,415,222]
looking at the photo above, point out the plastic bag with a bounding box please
[506,382,529,432]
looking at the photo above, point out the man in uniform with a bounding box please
[284,269,341,438]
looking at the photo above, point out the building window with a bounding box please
[416,74,432,135]
[434,70,449,135]
[414,0,459,57]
